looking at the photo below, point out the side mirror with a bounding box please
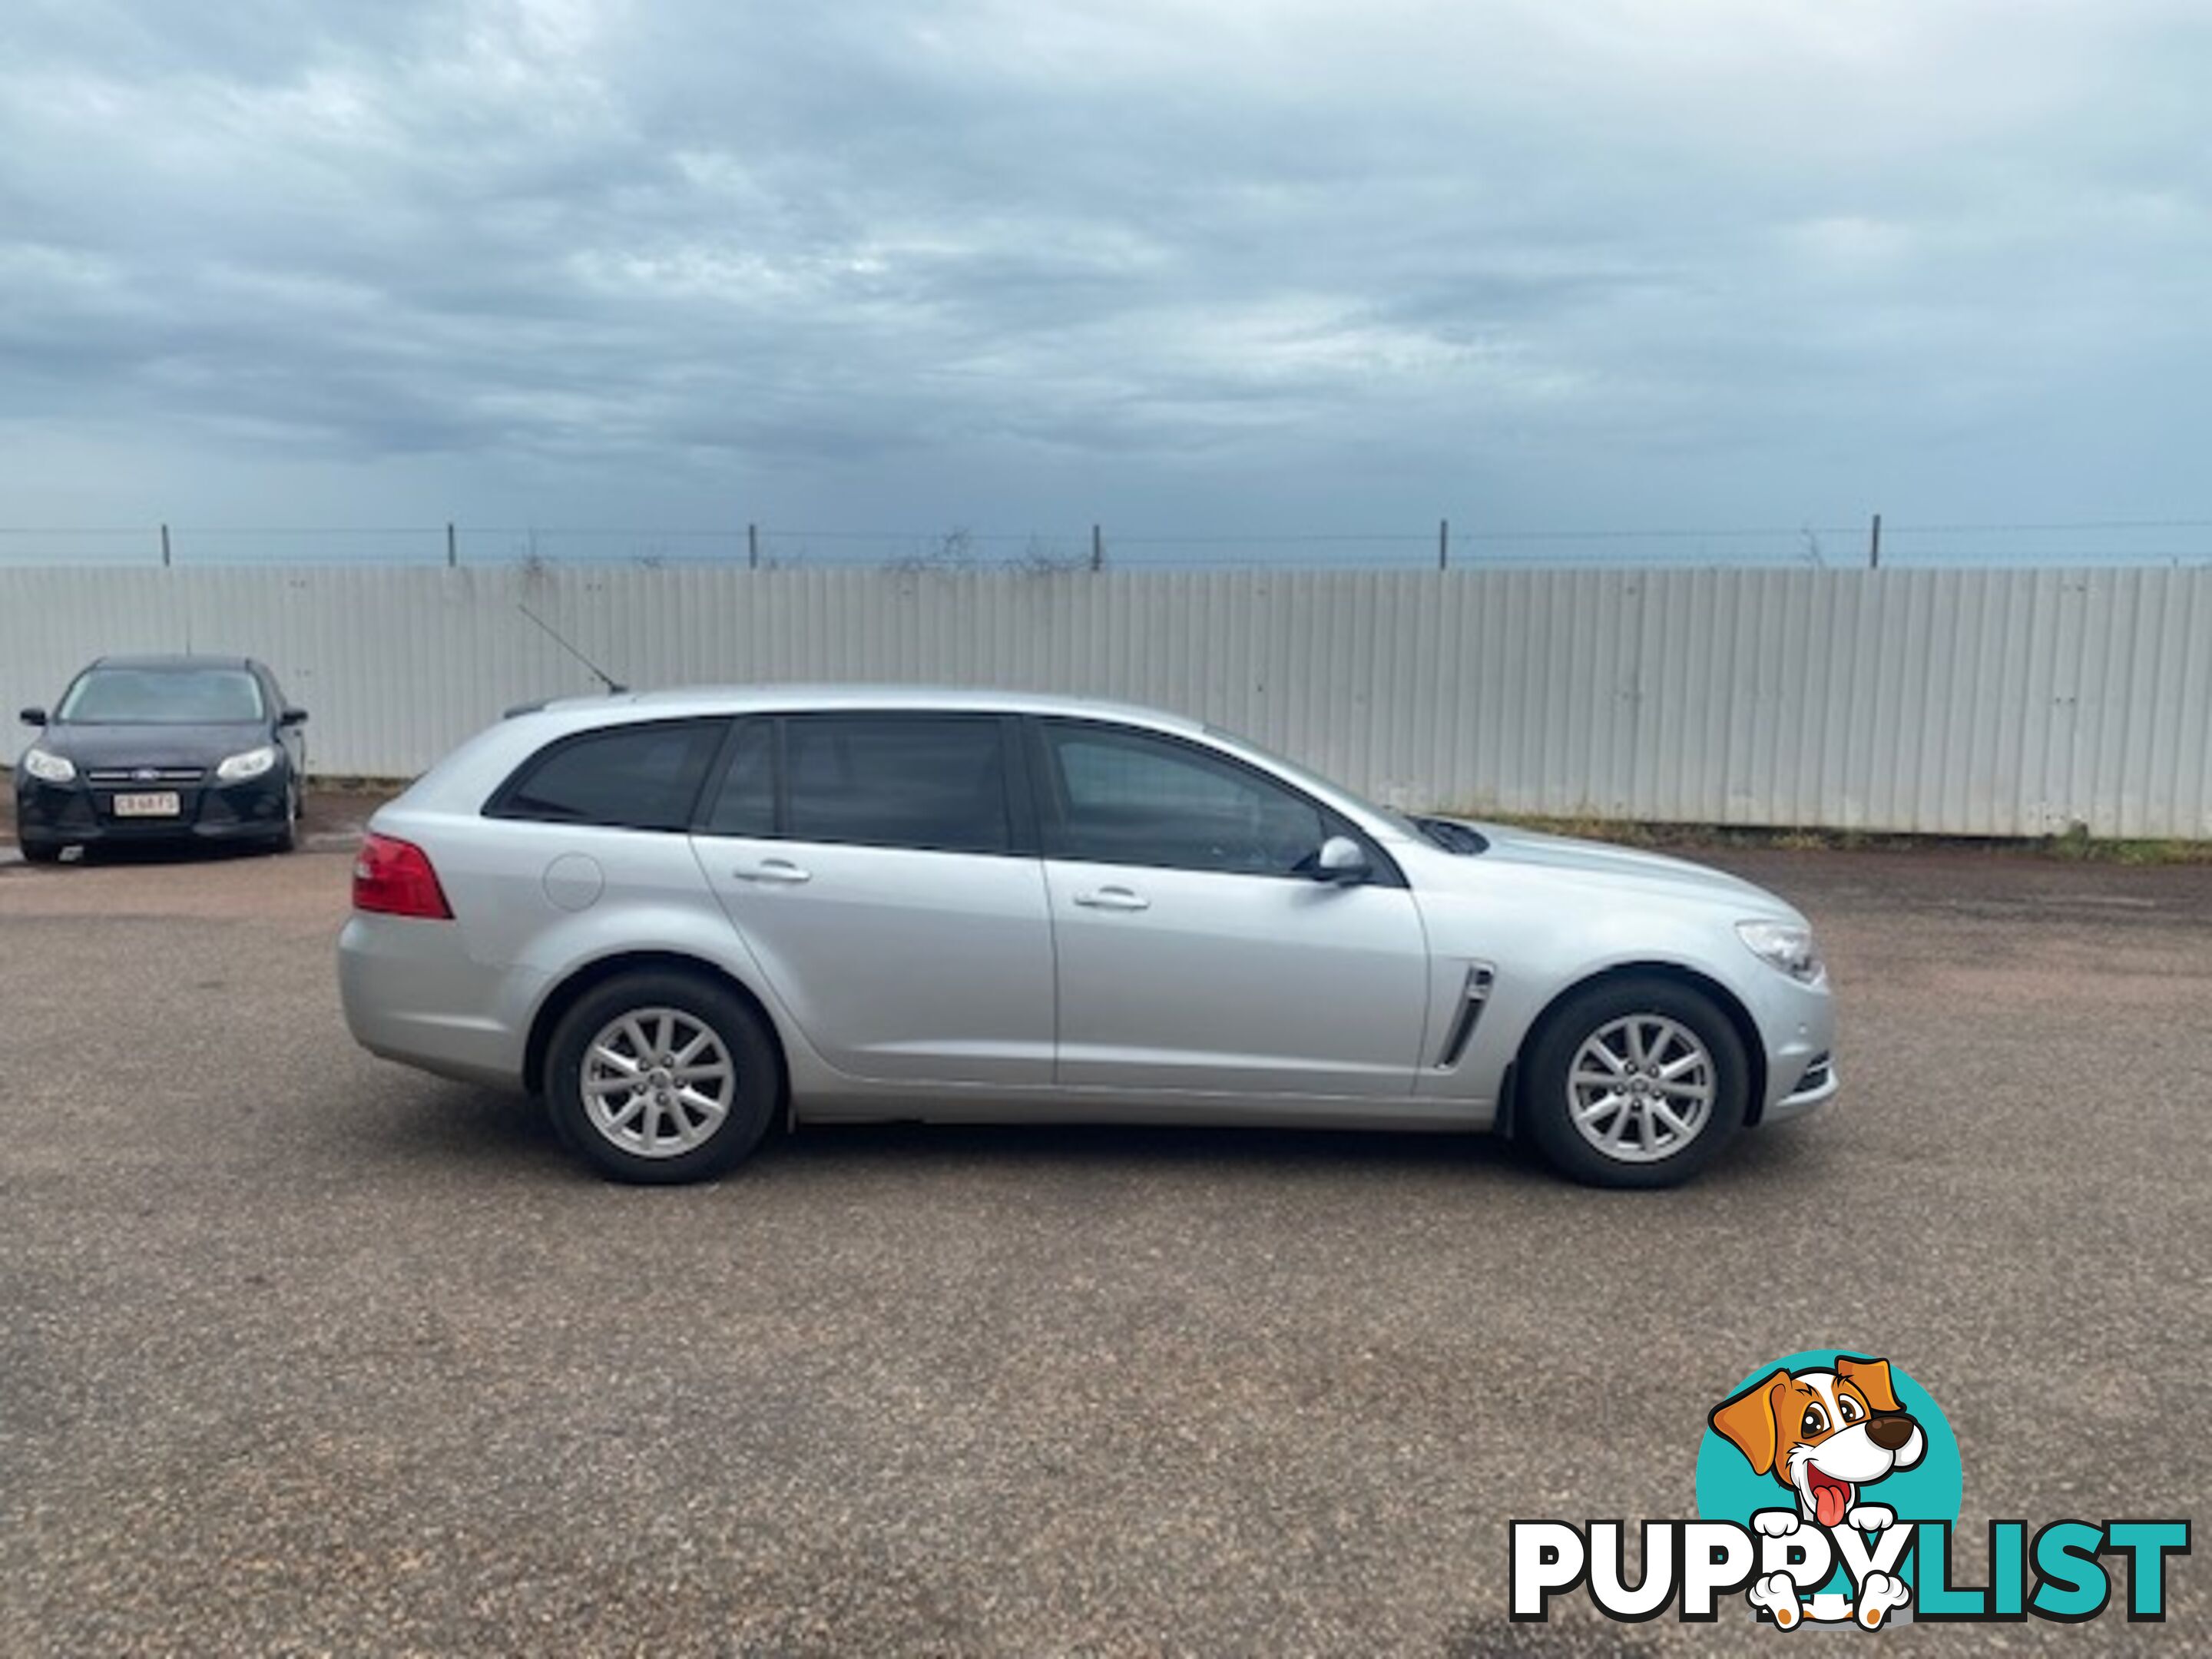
[280,707,309,727]
[1314,835,1371,884]
[18,707,46,727]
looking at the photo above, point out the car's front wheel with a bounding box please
[545,971,781,1184]
[1520,975,1750,1188]
[271,780,300,853]
[18,836,61,866]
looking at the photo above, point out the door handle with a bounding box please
[733,859,811,885]
[1072,886,1149,912]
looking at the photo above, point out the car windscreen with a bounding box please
[57,667,267,724]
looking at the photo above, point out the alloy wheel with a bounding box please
[579,1007,737,1158]
[1566,1013,1717,1164]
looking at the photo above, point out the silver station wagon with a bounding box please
[339,688,1836,1187]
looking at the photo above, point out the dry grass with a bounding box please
[1462,812,2212,866]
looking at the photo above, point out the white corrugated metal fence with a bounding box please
[1,565,2206,836]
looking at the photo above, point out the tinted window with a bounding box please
[1042,723,1327,876]
[492,720,721,831]
[701,720,775,836]
[783,716,1010,855]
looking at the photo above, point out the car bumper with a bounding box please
[1763,1051,1839,1122]
[1749,971,1839,1127]
[15,774,290,846]
[338,912,535,1091]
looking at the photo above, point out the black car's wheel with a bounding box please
[1520,975,1750,1188]
[18,836,62,866]
[271,781,301,853]
[545,971,780,1184]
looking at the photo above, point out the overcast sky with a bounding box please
[3,0,2209,562]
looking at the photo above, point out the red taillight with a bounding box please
[353,833,453,919]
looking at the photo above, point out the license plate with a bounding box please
[113,792,181,817]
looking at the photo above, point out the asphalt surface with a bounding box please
[2,837,2206,1655]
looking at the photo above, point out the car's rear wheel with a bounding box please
[1520,975,1750,1188]
[545,971,780,1184]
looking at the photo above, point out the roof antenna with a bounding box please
[517,604,628,695]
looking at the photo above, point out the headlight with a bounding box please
[1737,919,1824,984]
[215,744,279,783]
[22,747,76,784]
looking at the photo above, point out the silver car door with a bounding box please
[1035,719,1429,1098]
[690,714,1055,1086]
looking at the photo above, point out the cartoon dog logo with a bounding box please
[1709,1354,1927,1628]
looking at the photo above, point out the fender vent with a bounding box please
[1432,964,1496,1069]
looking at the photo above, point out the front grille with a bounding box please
[87,766,207,784]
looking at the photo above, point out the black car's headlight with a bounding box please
[22,747,76,784]
[215,744,279,783]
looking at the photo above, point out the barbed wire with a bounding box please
[2,518,2210,570]
[8,517,2212,537]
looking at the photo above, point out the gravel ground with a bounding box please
[1,840,2205,1655]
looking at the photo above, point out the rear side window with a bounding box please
[488,720,723,831]
[783,716,1012,854]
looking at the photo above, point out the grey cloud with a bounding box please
[2,0,2210,543]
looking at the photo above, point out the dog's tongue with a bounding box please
[1813,1479,1851,1528]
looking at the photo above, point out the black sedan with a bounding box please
[15,655,308,863]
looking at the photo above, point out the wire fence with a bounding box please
[4,518,2212,570]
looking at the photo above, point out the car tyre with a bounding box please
[545,971,780,1185]
[1520,975,1750,1189]
[18,836,62,865]
[271,781,300,853]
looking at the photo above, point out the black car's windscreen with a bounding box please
[58,668,266,724]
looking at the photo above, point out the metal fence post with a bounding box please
[160,523,171,568]
[1091,524,1104,572]
[1439,518,1449,571]
[445,522,457,568]
[748,522,759,571]
[1869,513,1883,570]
